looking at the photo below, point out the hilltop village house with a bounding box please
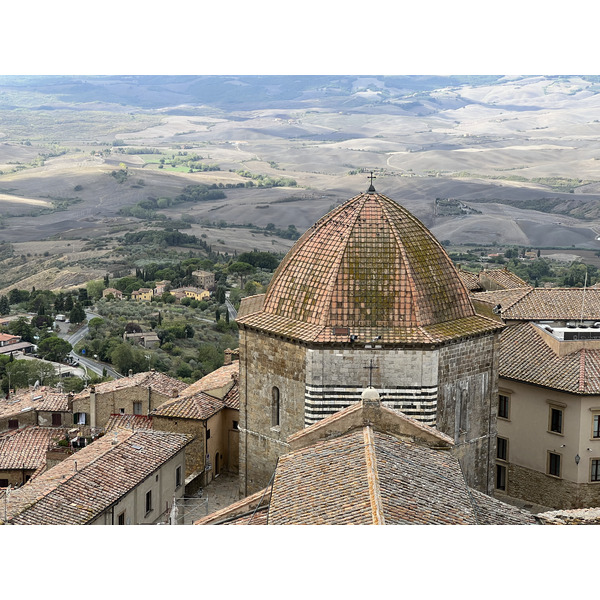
[0,426,70,488]
[473,286,600,509]
[0,387,74,432]
[236,186,503,498]
[192,270,215,290]
[72,371,188,429]
[0,332,35,356]
[0,429,191,525]
[151,359,240,489]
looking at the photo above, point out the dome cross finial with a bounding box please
[367,171,376,192]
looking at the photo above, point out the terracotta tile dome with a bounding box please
[237,190,501,344]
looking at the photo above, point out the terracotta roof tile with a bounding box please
[105,414,153,432]
[458,269,482,291]
[74,371,187,401]
[237,191,483,344]
[0,387,71,419]
[182,362,239,395]
[152,391,226,421]
[0,426,69,470]
[267,428,535,525]
[479,268,530,290]
[2,429,191,524]
[476,288,600,321]
[500,322,600,394]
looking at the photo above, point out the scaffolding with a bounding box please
[169,496,209,525]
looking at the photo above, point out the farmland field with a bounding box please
[1,75,600,290]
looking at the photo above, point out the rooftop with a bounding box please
[1,429,191,524]
[0,426,69,471]
[197,389,535,525]
[459,267,529,292]
[473,287,600,321]
[74,371,187,400]
[238,190,500,345]
[182,361,239,396]
[105,413,153,432]
[0,386,71,419]
[500,322,600,394]
[152,366,239,421]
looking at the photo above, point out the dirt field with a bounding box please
[2,75,600,291]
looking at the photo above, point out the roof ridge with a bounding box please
[363,425,385,525]
[580,348,587,393]
[501,286,534,311]
[322,195,368,327]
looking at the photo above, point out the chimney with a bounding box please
[128,369,133,377]
[90,386,97,429]
[67,392,74,411]
[224,348,232,365]
[171,388,179,398]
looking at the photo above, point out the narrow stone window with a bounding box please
[272,386,280,427]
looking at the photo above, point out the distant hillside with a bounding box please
[0,75,508,112]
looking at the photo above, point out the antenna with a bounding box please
[580,270,588,326]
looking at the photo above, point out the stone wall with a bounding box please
[74,388,175,429]
[239,329,306,496]
[0,410,36,433]
[506,462,600,509]
[152,415,205,480]
[305,347,439,425]
[437,332,500,494]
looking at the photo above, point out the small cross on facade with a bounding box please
[364,358,378,387]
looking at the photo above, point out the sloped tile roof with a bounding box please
[238,312,502,345]
[194,488,271,525]
[105,414,153,432]
[74,371,187,401]
[222,385,239,410]
[182,362,239,395]
[479,268,530,290]
[2,429,191,524]
[237,191,487,344]
[153,362,240,421]
[476,288,600,321]
[0,387,70,419]
[152,391,226,421]
[0,426,69,470]
[472,288,533,311]
[500,322,600,394]
[458,269,482,291]
[267,428,534,525]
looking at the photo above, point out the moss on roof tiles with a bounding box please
[237,191,497,343]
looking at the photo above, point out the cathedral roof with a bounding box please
[237,190,501,344]
[195,391,536,526]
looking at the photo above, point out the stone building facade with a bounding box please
[72,371,188,429]
[237,188,503,497]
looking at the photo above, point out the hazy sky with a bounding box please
[3,0,596,74]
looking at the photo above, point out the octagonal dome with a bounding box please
[237,190,501,344]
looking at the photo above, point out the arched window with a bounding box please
[272,386,280,427]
